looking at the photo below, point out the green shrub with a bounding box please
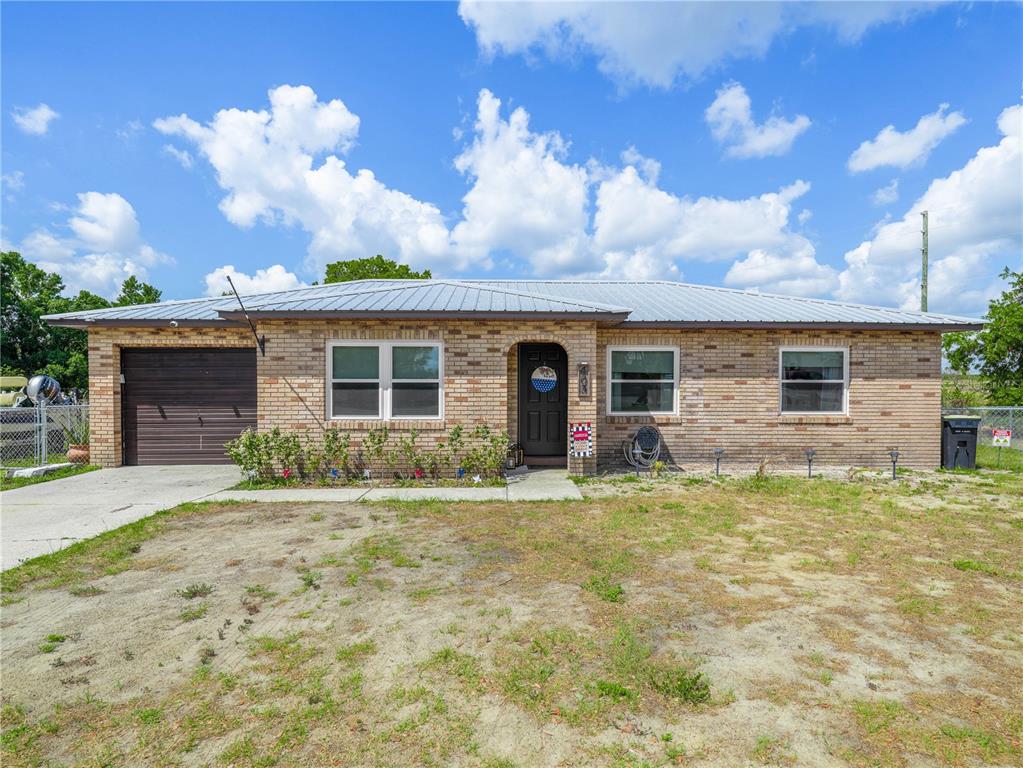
[226,423,509,484]
[461,425,508,479]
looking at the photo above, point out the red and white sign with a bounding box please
[992,429,1012,448]
[571,422,593,458]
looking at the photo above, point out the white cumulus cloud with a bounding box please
[11,103,59,135]
[837,103,1021,315]
[155,84,454,278]
[705,82,811,158]
[591,162,829,283]
[459,1,930,89]
[871,179,900,206]
[848,104,966,173]
[203,264,304,297]
[16,192,172,296]
[157,83,830,289]
[724,246,838,297]
[452,89,590,274]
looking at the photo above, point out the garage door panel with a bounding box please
[121,348,256,465]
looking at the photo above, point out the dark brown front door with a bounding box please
[121,348,257,465]
[518,344,567,457]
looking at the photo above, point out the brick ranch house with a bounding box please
[43,279,982,475]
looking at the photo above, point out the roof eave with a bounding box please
[42,318,246,329]
[616,320,984,331]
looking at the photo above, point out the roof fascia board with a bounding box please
[615,320,984,331]
[42,318,246,329]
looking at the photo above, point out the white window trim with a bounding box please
[326,340,444,421]
[778,346,849,415]
[606,345,679,417]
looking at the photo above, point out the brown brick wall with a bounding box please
[257,319,598,475]
[86,322,941,472]
[596,328,942,469]
[87,320,598,473]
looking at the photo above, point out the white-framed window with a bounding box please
[607,346,678,416]
[327,341,443,420]
[778,347,848,414]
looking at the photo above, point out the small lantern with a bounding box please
[888,449,900,480]
[713,447,725,476]
[805,448,816,479]
[506,442,523,469]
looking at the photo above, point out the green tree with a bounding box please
[115,275,162,306]
[324,255,431,284]
[943,268,1023,405]
[0,251,161,393]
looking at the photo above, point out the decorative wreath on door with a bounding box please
[530,365,557,393]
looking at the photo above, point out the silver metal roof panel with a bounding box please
[42,278,983,329]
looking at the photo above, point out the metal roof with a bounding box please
[225,280,632,316]
[42,278,984,330]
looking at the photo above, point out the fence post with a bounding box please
[41,400,48,465]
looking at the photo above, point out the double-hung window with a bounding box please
[329,341,442,419]
[779,347,847,414]
[607,346,678,415]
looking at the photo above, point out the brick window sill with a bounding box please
[776,414,853,425]
[327,419,449,431]
[605,415,685,425]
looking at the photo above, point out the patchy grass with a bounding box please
[0,500,241,595]
[179,603,209,622]
[978,443,1023,471]
[176,582,215,599]
[0,463,99,491]
[1,469,1020,767]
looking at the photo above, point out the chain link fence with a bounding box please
[0,405,90,468]
[941,406,1022,445]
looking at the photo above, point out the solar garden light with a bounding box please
[888,449,900,480]
[805,448,816,478]
[713,447,725,476]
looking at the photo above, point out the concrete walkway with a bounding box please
[1,465,240,570]
[205,469,582,503]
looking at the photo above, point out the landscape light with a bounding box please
[888,449,900,480]
[805,448,816,478]
[713,447,725,476]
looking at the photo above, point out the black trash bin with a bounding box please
[941,416,981,469]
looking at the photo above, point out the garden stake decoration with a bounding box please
[805,448,816,478]
[713,448,725,476]
[888,449,899,480]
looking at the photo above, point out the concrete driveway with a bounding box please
[1,465,240,570]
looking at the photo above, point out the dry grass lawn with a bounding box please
[1,466,1021,767]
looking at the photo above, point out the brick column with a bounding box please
[87,332,121,467]
[566,325,598,476]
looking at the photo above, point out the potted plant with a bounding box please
[63,419,90,464]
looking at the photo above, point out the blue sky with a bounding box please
[2,1,1020,316]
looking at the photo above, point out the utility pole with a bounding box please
[920,210,929,312]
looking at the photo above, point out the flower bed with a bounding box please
[225,425,508,488]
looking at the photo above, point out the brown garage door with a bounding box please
[121,348,256,465]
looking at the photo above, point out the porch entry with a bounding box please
[518,343,568,461]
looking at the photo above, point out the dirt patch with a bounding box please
[2,470,1021,767]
